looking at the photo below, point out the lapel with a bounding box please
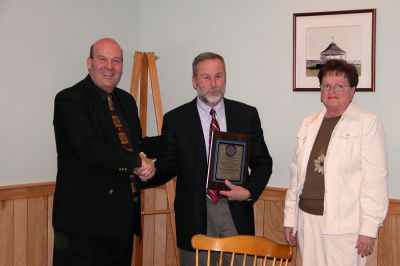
[83,76,122,149]
[186,98,208,168]
[224,98,236,132]
[114,90,134,127]
[224,98,235,132]
[299,110,325,180]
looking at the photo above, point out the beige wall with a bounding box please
[1,0,399,199]
[139,0,400,198]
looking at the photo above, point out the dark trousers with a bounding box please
[53,231,134,266]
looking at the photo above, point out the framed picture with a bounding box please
[207,131,251,191]
[293,9,376,91]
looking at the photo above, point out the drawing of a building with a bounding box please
[320,40,346,60]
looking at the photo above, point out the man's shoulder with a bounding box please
[114,87,132,98]
[165,98,196,118]
[225,98,253,107]
[224,98,257,114]
[56,76,91,99]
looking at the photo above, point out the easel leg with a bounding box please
[130,51,180,266]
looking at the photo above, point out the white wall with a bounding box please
[1,0,399,199]
[139,0,400,198]
[0,0,140,184]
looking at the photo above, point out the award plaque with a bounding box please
[207,131,251,191]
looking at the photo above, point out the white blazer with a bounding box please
[284,102,388,238]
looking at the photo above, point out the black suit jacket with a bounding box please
[53,75,159,240]
[145,98,273,250]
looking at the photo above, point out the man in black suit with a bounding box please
[144,52,273,265]
[52,38,158,265]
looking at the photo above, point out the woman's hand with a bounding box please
[283,227,297,246]
[356,234,375,257]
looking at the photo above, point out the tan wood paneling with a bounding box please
[14,199,28,266]
[254,198,265,236]
[47,196,54,266]
[1,183,400,266]
[0,200,14,266]
[378,213,400,265]
[0,182,54,201]
[27,197,48,266]
[389,199,400,215]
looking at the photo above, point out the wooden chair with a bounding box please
[191,234,293,266]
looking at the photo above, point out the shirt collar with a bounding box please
[196,97,225,121]
[97,87,116,102]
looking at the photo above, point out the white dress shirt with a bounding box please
[196,97,227,157]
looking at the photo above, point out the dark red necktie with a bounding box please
[208,108,221,204]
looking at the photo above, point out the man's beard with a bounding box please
[196,87,225,106]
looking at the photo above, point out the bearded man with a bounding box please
[142,52,273,266]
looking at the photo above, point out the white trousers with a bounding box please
[298,209,367,266]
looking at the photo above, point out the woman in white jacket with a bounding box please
[283,59,388,266]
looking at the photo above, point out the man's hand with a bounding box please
[356,234,375,258]
[219,180,251,201]
[283,227,297,246]
[133,152,155,181]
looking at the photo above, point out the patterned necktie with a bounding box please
[107,95,133,151]
[208,108,221,204]
[107,95,142,236]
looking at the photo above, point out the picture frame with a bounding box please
[293,9,376,92]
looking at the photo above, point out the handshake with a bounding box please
[133,152,156,181]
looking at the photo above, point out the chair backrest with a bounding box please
[191,234,293,266]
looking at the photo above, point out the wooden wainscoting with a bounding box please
[0,182,399,266]
[0,182,54,266]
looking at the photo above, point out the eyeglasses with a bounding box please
[320,83,351,91]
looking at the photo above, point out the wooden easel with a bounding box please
[130,51,179,266]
